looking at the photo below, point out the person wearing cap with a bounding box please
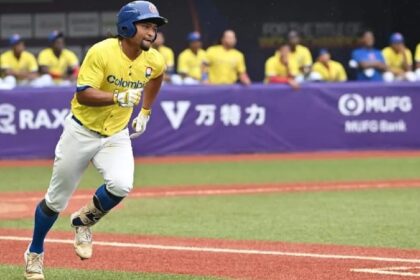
[287,30,313,80]
[37,31,79,85]
[23,1,168,279]
[311,49,347,82]
[176,32,208,84]
[0,34,38,84]
[264,43,300,89]
[152,32,175,80]
[349,30,388,81]
[382,33,416,82]
[206,29,251,85]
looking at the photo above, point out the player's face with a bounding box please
[222,30,237,48]
[319,53,330,63]
[134,22,158,51]
[12,41,25,54]
[362,32,375,48]
[189,40,202,51]
[52,38,65,52]
[279,45,290,57]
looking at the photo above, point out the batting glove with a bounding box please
[130,108,151,139]
[113,89,142,107]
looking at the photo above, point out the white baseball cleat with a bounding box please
[24,248,45,280]
[71,212,93,260]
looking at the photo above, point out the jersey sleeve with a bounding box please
[177,51,188,74]
[237,52,246,74]
[28,53,39,72]
[303,48,313,66]
[382,49,391,65]
[37,50,49,67]
[167,48,175,68]
[0,53,10,69]
[405,49,413,66]
[265,57,276,77]
[66,50,79,68]
[337,62,347,81]
[151,51,166,79]
[415,44,420,63]
[76,46,105,92]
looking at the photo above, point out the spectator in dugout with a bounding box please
[416,42,420,80]
[152,32,175,82]
[311,49,347,82]
[0,34,38,87]
[264,43,300,89]
[287,30,313,81]
[382,33,416,82]
[175,32,209,85]
[349,30,389,81]
[37,31,79,86]
[206,29,251,85]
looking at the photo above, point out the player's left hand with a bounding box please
[130,108,151,139]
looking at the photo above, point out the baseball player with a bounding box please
[23,1,167,279]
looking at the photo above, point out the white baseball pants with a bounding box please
[45,115,134,212]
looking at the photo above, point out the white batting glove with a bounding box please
[130,108,151,139]
[113,89,142,107]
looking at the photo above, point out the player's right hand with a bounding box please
[114,89,142,107]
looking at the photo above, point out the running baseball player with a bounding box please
[24,2,167,279]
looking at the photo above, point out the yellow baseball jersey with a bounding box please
[0,50,38,75]
[289,44,313,72]
[312,60,347,82]
[38,48,79,78]
[177,48,207,80]
[157,45,174,69]
[265,53,299,78]
[71,38,165,136]
[206,45,246,84]
[414,43,420,62]
[382,47,413,71]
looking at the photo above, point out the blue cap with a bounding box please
[390,33,404,44]
[187,32,201,42]
[48,30,63,42]
[318,48,329,56]
[9,34,22,46]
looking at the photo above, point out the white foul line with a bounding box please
[1,235,420,264]
[351,266,420,277]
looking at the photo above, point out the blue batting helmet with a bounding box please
[117,1,168,38]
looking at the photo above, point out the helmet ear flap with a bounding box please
[118,20,137,38]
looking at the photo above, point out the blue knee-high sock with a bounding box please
[93,184,124,211]
[29,199,58,254]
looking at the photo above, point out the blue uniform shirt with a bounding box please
[351,48,385,81]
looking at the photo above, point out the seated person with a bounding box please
[350,30,388,81]
[311,49,347,82]
[37,31,79,85]
[176,32,208,84]
[0,34,38,85]
[382,33,416,82]
[416,43,420,80]
[206,29,251,85]
[152,32,175,81]
[265,43,300,89]
[288,30,313,80]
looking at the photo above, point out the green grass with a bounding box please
[1,157,420,192]
[2,187,419,249]
[0,155,419,267]
[1,264,221,280]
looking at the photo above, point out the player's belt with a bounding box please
[71,115,108,137]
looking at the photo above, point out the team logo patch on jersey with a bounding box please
[149,3,158,14]
[145,67,153,78]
